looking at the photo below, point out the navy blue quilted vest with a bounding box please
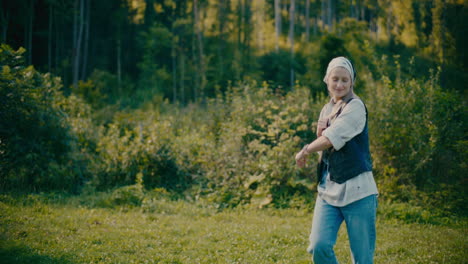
[317,99,372,184]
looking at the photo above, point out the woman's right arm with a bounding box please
[295,136,333,168]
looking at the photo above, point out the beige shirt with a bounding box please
[318,99,378,207]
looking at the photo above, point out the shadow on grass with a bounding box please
[0,243,74,264]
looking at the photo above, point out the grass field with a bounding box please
[0,194,466,264]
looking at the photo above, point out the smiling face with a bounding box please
[327,67,352,101]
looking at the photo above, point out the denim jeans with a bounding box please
[307,194,378,264]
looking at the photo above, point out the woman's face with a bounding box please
[327,67,352,101]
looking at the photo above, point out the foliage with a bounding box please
[171,83,322,208]
[92,115,190,192]
[72,70,120,108]
[364,56,467,214]
[259,49,307,91]
[107,175,145,207]
[317,34,351,79]
[1,38,467,216]
[0,44,82,191]
[3,0,467,104]
[137,23,173,99]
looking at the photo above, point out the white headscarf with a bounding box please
[323,57,355,84]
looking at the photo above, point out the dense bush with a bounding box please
[364,57,467,213]
[172,83,323,208]
[89,82,322,208]
[92,112,190,192]
[0,45,82,191]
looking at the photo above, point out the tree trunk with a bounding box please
[48,5,53,72]
[321,0,326,31]
[73,0,84,88]
[327,0,332,31]
[237,0,245,79]
[289,0,295,90]
[334,0,338,26]
[171,31,177,102]
[72,0,78,65]
[180,51,185,104]
[117,37,122,91]
[387,3,393,44]
[274,0,281,51]
[361,2,366,20]
[193,0,206,99]
[288,0,295,47]
[1,4,9,43]
[243,1,252,75]
[439,0,446,87]
[257,0,265,52]
[144,0,155,29]
[54,8,59,76]
[314,15,318,36]
[81,0,90,80]
[191,15,198,101]
[26,0,35,65]
[217,0,227,85]
[305,0,310,42]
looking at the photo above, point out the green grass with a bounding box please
[0,194,466,264]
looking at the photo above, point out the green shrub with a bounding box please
[165,83,323,208]
[0,44,81,191]
[364,57,467,215]
[109,184,145,207]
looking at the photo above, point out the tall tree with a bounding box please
[216,0,229,88]
[72,0,84,88]
[274,0,281,51]
[144,0,156,29]
[193,0,206,99]
[305,0,310,41]
[80,0,90,80]
[171,23,177,102]
[289,0,295,89]
[179,45,186,104]
[321,0,326,31]
[25,0,35,64]
[327,0,335,31]
[255,0,265,52]
[48,2,53,72]
[1,1,11,43]
[243,1,253,76]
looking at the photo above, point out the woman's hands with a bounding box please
[295,145,309,168]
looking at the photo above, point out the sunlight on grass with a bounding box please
[0,195,466,263]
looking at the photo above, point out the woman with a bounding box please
[295,57,378,264]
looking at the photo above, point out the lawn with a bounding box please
[0,194,466,264]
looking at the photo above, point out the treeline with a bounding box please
[1,0,467,105]
[1,1,467,214]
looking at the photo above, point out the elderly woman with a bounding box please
[295,57,378,264]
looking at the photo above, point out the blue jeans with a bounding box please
[307,194,378,264]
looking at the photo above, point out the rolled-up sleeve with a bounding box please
[322,100,366,151]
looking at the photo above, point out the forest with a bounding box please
[1,0,467,215]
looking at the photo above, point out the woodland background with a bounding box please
[1,0,467,216]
